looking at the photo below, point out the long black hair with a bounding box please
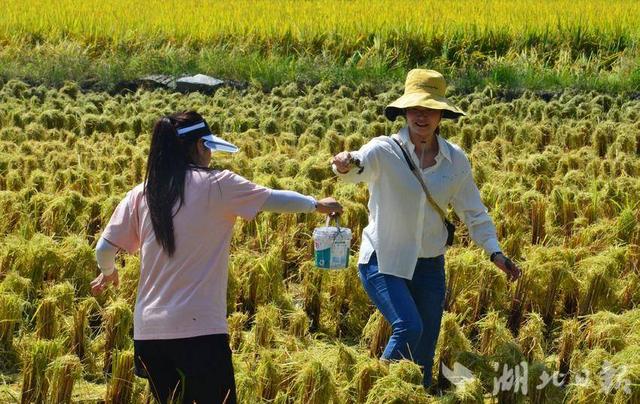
[144,111,208,256]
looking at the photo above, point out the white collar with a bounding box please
[397,126,451,163]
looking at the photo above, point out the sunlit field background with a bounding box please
[0,1,639,403]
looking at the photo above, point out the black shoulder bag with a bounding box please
[391,137,456,247]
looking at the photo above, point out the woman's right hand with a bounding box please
[90,270,119,296]
[316,197,343,215]
[332,152,353,174]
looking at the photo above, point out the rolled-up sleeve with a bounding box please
[450,167,501,256]
[102,191,141,254]
[332,140,381,184]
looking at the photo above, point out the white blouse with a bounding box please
[333,126,500,279]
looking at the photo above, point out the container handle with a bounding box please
[325,215,341,228]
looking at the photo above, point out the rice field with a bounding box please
[1,1,640,90]
[0,79,638,402]
[0,0,639,402]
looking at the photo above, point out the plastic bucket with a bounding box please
[313,216,352,269]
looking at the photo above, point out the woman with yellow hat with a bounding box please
[331,69,521,390]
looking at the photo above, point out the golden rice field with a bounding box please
[1,0,640,91]
[0,0,639,402]
[3,0,640,49]
[0,79,638,403]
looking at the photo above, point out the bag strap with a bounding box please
[391,136,450,223]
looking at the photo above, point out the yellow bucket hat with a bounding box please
[384,69,466,121]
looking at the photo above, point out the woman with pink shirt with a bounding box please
[90,111,342,404]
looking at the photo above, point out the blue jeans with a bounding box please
[358,252,446,388]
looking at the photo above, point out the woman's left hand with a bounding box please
[90,270,120,296]
[493,254,521,282]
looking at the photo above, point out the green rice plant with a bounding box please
[255,351,281,401]
[619,272,640,310]
[366,374,431,404]
[0,234,62,289]
[507,274,530,336]
[39,191,88,236]
[556,318,581,383]
[436,312,472,391]
[388,360,422,385]
[548,187,577,238]
[530,198,547,245]
[20,339,62,404]
[105,350,135,404]
[253,304,280,348]
[35,297,58,340]
[610,345,640,403]
[227,311,248,352]
[71,298,99,361]
[336,343,358,383]
[287,308,309,339]
[527,361,565,404]
[294,359,337,404]
[352,358,388,403]
[476,311,513,356]
[517,313,545,363]
[491,342,528,404]
[615,206,636,243]
[565,348,611,403]
[302,268,323,332]
[0,271,32,298]
[46,354,81,404]
[361,310,391,359]
[577,254,617,315]
[440,376,484,404]
[0,292,26,371]
[0,190,24,234]
[581,311,627,353]
[102,299,133,375]
[44,281,75,314]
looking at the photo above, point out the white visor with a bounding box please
[201,134,239,153]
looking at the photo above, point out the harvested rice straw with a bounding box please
[253,304,280,348]
[105,350,135,404]
[227,311,248,351]
[352,358,388,403]
[20,339,62,404]
[0,292,24,347]
[361,310,391,359]
[287,308,309,339]
[556,318,581,384]
[436,312,472,391]
[35,297,57,340]
[518,312,546,363]
[102,299,133,374]
[255,351,281,401]
[294,359,337,404]
[46,354,81,404]
[476,311,513,356]
[364,374,430,404]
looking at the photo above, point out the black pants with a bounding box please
[134,334,237,404]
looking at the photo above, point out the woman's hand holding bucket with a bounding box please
[315,197,343,216]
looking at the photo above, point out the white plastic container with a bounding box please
[313,216,352,269]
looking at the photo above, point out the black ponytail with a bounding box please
[144,111,205,256]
